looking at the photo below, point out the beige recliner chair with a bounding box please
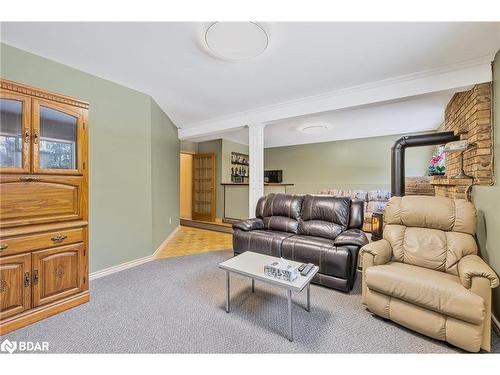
[361,195,499,352]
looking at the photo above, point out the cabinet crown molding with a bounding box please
[1,79,89,109]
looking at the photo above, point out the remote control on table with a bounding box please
[300,263,314,276]
[298,263,307,272]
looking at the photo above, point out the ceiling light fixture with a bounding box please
[205,22,268,61]
[298,125,329,134]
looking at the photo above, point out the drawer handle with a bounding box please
[33,129,39,144]
[0,244,7,251]
[19,176,40,182]
[33,269,39,285]
[51,235,67,244]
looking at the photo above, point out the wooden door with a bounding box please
[32,99,86,175]
[0,253,31,320]
[0,90,32,174]
[32,243,83,307]
[192,153,216,222]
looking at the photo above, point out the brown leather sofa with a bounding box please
[233,193,368,292]
[361,195,499,352]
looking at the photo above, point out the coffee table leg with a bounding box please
[251,278,255,293]
[287,289,293,341]
[225,271,230,313]
[306,283,311,312]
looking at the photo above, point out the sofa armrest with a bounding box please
[360,239,392,266]
[334,229,368,247]
[458,255,499,289]
[232,218,264,231]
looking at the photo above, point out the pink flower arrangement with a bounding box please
[428,148,446,176]
[430,153,443,167]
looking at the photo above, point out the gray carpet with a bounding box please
[3,250,500,353]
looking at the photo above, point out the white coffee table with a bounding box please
[218,251,319,341]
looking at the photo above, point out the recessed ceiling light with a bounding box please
[298,125,329,134]
[205,22,268,61]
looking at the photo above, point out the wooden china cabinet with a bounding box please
[0,79,89,334]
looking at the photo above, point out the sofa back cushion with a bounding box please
[298,195,351,239]
[255,195,267,218]
[262,193,303,233]
[384,196,476,235]
[383,196,478,275]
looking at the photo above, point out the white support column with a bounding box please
[248,123,265,218]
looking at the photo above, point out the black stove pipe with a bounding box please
[391,131,460,196]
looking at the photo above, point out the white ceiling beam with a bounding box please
[178,56,493,140]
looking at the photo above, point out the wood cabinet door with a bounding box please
[32,99,86,175]
[192,153,216,222]
[32,243,83,307]
[0,90,32,174]
[0,253,31,320]
[0,174,85,228]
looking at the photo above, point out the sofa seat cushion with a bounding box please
[232,229,295,257]
[281,235,352,279]
[366,262,485,325]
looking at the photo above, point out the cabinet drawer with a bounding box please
[0,175,85,228]
[0,228,84,257]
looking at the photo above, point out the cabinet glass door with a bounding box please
[0,91,31,173]
[32,99,84,175]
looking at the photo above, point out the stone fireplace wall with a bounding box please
[431,82,494,200]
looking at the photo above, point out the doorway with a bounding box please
[180,152,217,222]
[180,152,193,220]
[191,153,216,222]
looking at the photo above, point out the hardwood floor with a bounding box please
[180,218,232,233]
[155,226,233,259]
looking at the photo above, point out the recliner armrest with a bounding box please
[334,229,368,247]
[458,255,499,289]
[360,239,392,266]
[232,218,264,231]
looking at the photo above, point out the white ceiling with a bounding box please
[189,91,455,148]
[1,22,498,145]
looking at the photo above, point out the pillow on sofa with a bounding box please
[367,201,388,213]
[368,190,391,202]
[346,190,368,201]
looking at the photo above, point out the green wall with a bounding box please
[473,49,500,320]
[180,140,198,153]
[264,133,434,194]
[0,43,179,272]
[151,100,180,249]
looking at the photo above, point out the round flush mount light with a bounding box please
[205,22,268,61]
[298,125,329,135]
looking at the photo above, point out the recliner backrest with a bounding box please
[262,193,304,233]
[297,195,351,240]
[383,195,478,275]
[349,199,364,229]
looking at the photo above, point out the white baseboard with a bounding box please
[89,225,180,281]
[89,254,154,281]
